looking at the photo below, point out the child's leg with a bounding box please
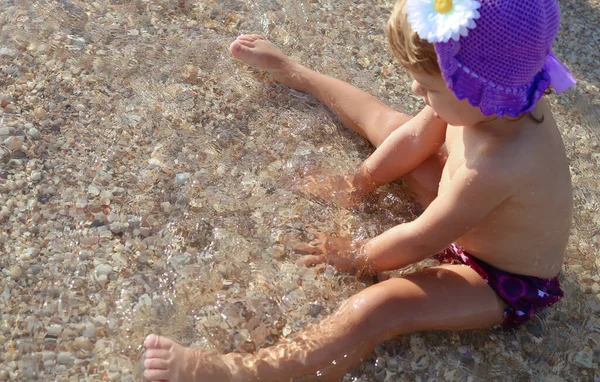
[143,265,505,382]
[402,149,446,207]
[230,35,445,207]
[230,35,410,147]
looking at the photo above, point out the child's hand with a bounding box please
[290,232,366,274]
[294,168,374,208]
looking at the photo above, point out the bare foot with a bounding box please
[143,334,235,382]
[229,34,308,92]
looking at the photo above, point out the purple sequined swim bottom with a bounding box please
[436,244,563,328]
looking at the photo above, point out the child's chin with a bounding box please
[434,111,446,122]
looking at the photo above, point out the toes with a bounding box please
[143,368,169,381]
[145,334,175,350]
[236,39,255,48]
[230,41,243,56]
[238,34,264,42]
[237,34,256,41]
[145,349,171,359]
[230,41,252,57]
[145,357,169,370]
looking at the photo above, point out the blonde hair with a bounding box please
[387,0,440,74]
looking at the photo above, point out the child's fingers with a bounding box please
[314,231,329,242]
[327,255,355,273]
[296,255,327,267]
[292,241,324,254]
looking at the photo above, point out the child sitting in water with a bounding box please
[143,0,576,380]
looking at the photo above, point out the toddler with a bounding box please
[143,0,576,380]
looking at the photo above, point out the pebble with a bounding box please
[109,222,123,234]
[169,253,190,268]
[33,107,47,119]
[3,136,22,150]
[308,303,323,317]
[88,185,101,196]
[107,371,121,381]
[80,236,99,247]
[71,279,84,289]
[0,126,14,136]
[93,315,107,327]
[95,264,113,277]
[92,212,108,227]
[175,172,191,185]
[107,213,120,223]
[9,266,23,279]
[74,337,93,351]
[575,346,594,368]
[5,350,19,362]
[374,356,387,372]
[31,171,42,181]
[137,294,152,307]
[74,104,86,112]
[56,352,73,366]
[96,275,109,286]
[27,127,41,140]
[271,244,287,260]
[410,336,427,357]
[457,346,473,359]
[82,322,96,338]
[160,202,172,213]
[0,370,8,381]
[41,351,56,361]
[47,324,63,337]
[29,265,41,274]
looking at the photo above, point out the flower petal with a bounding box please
[406,0,481,43]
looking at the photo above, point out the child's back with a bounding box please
[443,97,572,279]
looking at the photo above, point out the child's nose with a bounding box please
[411,81,423,96]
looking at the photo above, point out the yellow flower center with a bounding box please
[434,0,453,14]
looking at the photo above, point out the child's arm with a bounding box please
[356,105,447,193]
[356,162,514,273]
[298,106,446,206]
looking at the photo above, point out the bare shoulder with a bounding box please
[468,114,561,172]
[460,128,529,187]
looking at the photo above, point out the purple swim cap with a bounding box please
[406,0,576,117]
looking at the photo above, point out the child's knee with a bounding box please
[403,159,442,207]
[338,282,412,333]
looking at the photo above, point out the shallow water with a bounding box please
[0,0,598,381]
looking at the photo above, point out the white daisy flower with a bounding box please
[406,0,481,43]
